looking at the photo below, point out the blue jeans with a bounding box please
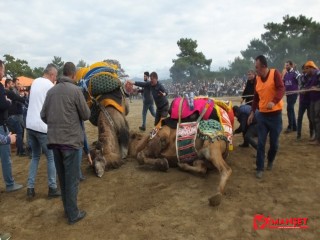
[27,129,57,189]
[286,94,298,130]
[7,115,24,154]
[297,102,313,137]
[53,148,81,222]
[142,102,155,128]
[310,99,320,141]
[244,124,258,150]
[0,125,15,187]
[256,112,282,171]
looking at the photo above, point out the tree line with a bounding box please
[170,15,320,83]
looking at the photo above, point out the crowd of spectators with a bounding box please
[161,77,246,98]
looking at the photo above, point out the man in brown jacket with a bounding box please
[41,62,90,225]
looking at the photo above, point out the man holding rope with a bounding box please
[303,61,320,145]
[283,60,300,133]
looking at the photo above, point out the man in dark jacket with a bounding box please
[0,60,23,192]
[41,62,90,225]
[5,78,27,156]
[128,72,168,126]
[241,70,255,106]
[138,71,155,131]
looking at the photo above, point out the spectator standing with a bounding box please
[128,72,169,126]
[303,61,320,145]
[0,60,23,192]
[26,64,61,199]
[241,70,256,106]
[138,72,156,131]
[41,62,90,225]
[296,64,314,140]
[248,55,285,179]
[5,78,27,156]
[283,60,299,133]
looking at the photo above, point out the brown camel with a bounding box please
[92,95,130,177]
[135,122,232,207]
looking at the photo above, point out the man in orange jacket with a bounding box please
[248,55,285,179]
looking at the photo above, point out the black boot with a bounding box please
[48,187,61,198]
[27,188,35,198]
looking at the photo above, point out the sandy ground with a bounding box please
[0,98,319,240]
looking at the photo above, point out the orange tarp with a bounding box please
[0,76,34,87]
[17,76,34,86]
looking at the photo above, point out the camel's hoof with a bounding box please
[156,158,169,171]
[208,193,222,207]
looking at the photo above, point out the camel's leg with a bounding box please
[137,151,169,171]
[199,140,232,206]
[178,160,207,175]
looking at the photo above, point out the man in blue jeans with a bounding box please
[26,63,60,199]
[41,62,90,225]
[283,60,299,133]
[0,60,23,192]
[248,55,285,179]
[139,71,155,131]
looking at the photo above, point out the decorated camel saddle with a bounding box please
[76,62,127,126]
[168,95,234,164]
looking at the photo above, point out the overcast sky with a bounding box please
[1,0,319,79]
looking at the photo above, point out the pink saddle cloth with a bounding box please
[170,97,214,120]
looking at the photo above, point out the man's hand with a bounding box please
[266,102,275,110]
[158,91,166,96]
[247,112,254,125]
[8,132,16,144]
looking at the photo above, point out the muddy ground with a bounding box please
[0,98,319,240]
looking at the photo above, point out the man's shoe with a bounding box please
[267,162,273,171]
[238,143,249,148]
[284,129,292,134]
[68,210,86,225]
[18,152,27,157]
[48,187,61,198]
[80,175,86,181]
[139,126,146,131]
[27,188,35,198]
[6,183,23,192]
[0,232,11,240]
[256,171,263,179]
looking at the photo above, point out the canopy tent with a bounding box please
[17,76,34,86]
[0,76,34,87]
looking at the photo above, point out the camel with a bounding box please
[91,94,130,177]
[134,97,233,206]
[76,62,131,178]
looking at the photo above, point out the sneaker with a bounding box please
[256,171,263,179]
[0,232,11,240]
[139,126,146,131]
[80,175,86,181]
[68,210,86,225]
[6,183,23,192]
[48,187,61,198]
[27,188,35,198]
